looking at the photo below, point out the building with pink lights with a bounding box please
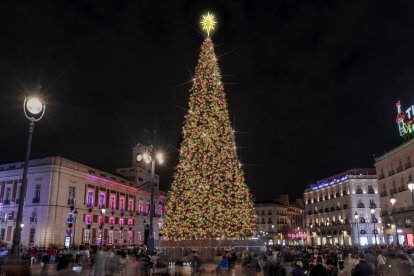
[0,148,166,248]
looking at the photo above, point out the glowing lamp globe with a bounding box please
[408,182,414,191]
[26,97,43,115]
[370,208,375,214]
[390,196,396,205]
[142,153,149,160]
[354,212,359,220]
[137,155,143,162]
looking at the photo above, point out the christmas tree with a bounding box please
[162,13,256,240]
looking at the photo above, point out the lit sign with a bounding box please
[396,101,414,137]
[311,176,348,190]
[287,233,307,239]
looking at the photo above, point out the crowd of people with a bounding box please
[211,244,414,276]
[2,243,414,275]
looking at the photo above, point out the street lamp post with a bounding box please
[11,95,46,256]
[137,148,164,255]
[390,195,398,245]
[72,210,78,249]
[370,207,377,245]
[408,179,414,242]
[354,212,360,245]
[100,208,105,250]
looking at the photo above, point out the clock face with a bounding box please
[137,155,143,162]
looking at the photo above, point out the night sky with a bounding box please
[1,1,414,200]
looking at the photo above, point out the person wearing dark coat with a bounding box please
[292,260,306,276]
[273,261,286,276]
[325,259,338,276]
[351,252,374,276]
[310,257,329,276]
[262,255,273,276]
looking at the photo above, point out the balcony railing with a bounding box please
[3,200,10,205]
[391,188,397,194]
[405,162,412,169]
[368,189,375,194]
[29,217,37,223]
[381,210,388,216]
[389,170,395,176]
[32,198,40,204]
[380,191,387,197]
[378,174,385,180]
[356,189,363,194]
[398,186,406,192]
[67,198,76,206]
[396,166,403,173]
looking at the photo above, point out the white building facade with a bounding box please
[0,151,165,249]
[255,200,289,245]
[304,169,383,246]
[374,138,414,245]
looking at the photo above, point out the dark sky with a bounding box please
[1,0,414,200]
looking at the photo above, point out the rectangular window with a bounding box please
[139,201,143,214]
[128,231,132,244]
[0,229,4,241]
[99,193,105,208]
[159,204,163,216]
[87,190,94,207]
[110,195,115,210]
[4,188,11,203]
[108,230,113,245]
[1,213,6,223]
[8,211,14,220]
[119,218,124,227]
[34,184,41,199]
[120,198,125,211]
[128,219,133,227]
[109,217,115,226]
[128,200,133,212]
[86,214,92,225]
[119,231,123,244]
[99,216,103,225]
[84,229,91,244]
[29,228,36,245]
[68,187,76,205]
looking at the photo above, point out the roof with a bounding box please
[305,168,377,193]
[254,199,287,207]
[374,138,414,162]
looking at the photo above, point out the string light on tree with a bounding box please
[162,12,256,240]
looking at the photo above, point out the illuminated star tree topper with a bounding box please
[200,12,217,37]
